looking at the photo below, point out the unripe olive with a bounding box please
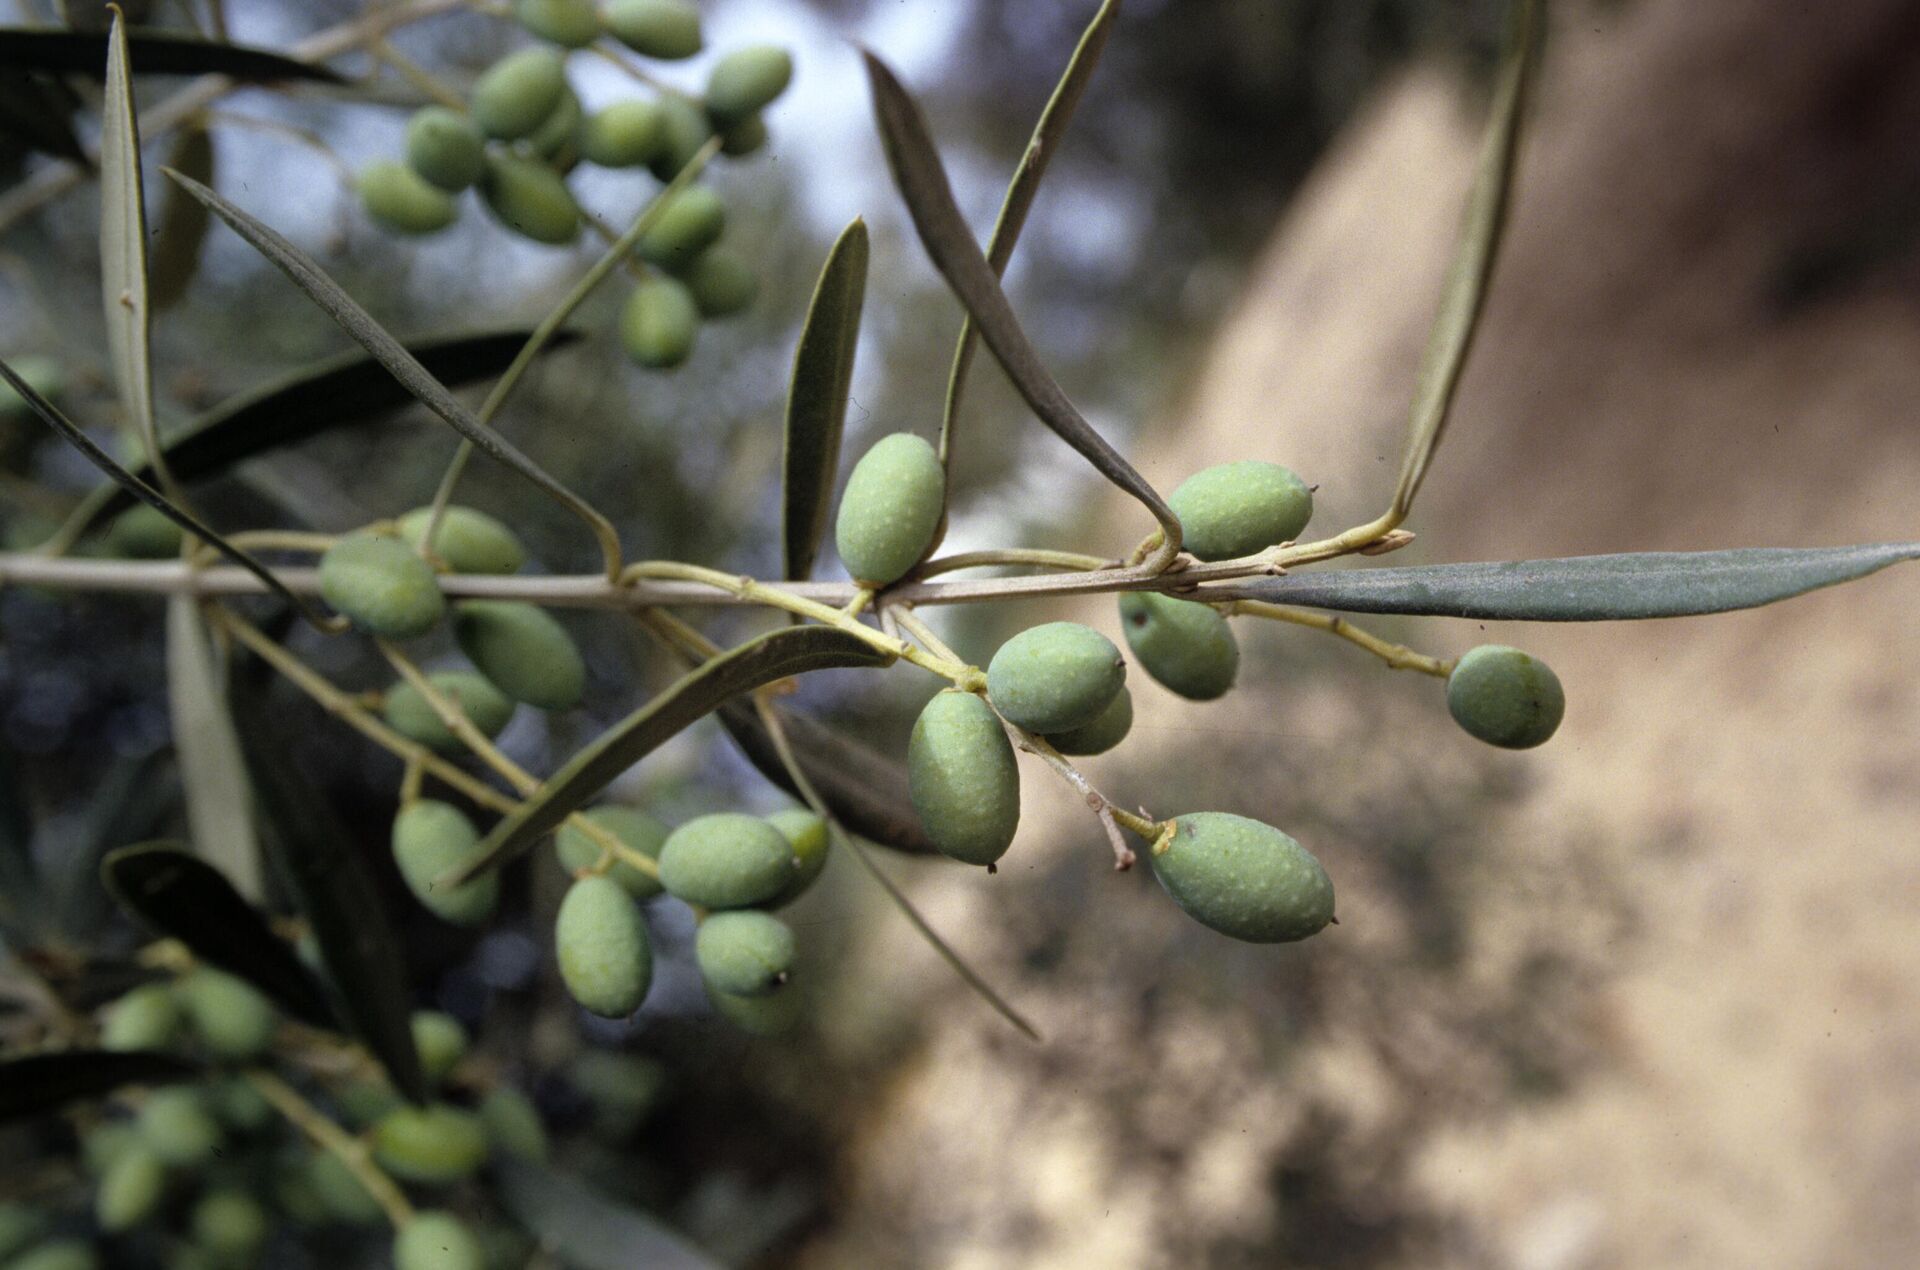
[372,1104,489,1184]
[1116,592,1239,700]
[568,1051,665,1137]
[479,154,580,244]
[81,1122,139,1177]
[137,1088,221,1168]
[833,432,945,586]
[101,983,181,1051]
[358,160,458,235]
[304,1150,383,1225]
[635,184,725,268]
[478,1086,548,1162]
[555,875,654,1018]
[648,95,713,180]
[410,1011,469,1084]
[710,983,801,1036]
[210,1076,274,1132]
[1446,644,1564,749]
[1151,812,1334,943]
[704,46,793,126]
[4,1241,97,1270]
[527,86,584,161]
[718,113,768,157]
[383,671,517,754]
[405,107,486,192]
[0,1203,46,1262]
[0,354,64,422]
[619,277,698,369]
[398,506,527,575]
[318,533,445,638]
[681,246,757,318]
[472,48,568,141]
[907,690,1020,866]
[555,805,668,899]
[657,813,796,908]
[602,0,702,59]
[514,0,600,47]
[396,1210,486,1270]
[103,505,183,560]
[95,1144,166,1232]
[695,910,794,997]
[1167,460,1314,561]
[1046,684,1133,756]
[764,809,828,907]
[580,100,663,168]
[987,621,1126,733]
[391,800,500,927]
[176,967,276,1061]
[453,600,586,710]
[191,1189,267,1264]
[334,1079,401,1129]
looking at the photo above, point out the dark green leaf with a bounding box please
[0,750,41,945]
[782,218,869,581]
[449,626,893,883]
[0,73,85,162]
[941,0,1117,468]
[148,124,214,312]
[0,27,344,82]
[101,12,155,460]
[860,49,1181,550]
[1210,544,1920,621]
[101,842,334,1029]
[0,1050,199,1124]
[495,1158,723,1270]
[165,170,623,573]
[228,663,428,1104]
[52,750,176,940]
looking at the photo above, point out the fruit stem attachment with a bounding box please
[243,1069,414,1228]
[989,706,1159,870]
[1228,601,1454,677]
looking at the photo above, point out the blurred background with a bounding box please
[4,0,1920,1266]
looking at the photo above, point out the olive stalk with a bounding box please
[1229,602,1454,677]
[243,1070,414,1228]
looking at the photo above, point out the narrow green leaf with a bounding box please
[1210,544,1920,621]
[495,1159,723,1270]
[782,218,869,581]
[100,12,156,460]
[859,49,1182,551]
[148,124,214,312]
[1390,0,1541,518]
[228,661,428,1104]
[0,1050,199,1124]
[0,27,345,82]
[65,329,580,536]
[0,73,85,162]
[166,599,263,901]
[941,0,1118,468]
[164,170,624,574]
[101,842,334,1029]
[449,626,893,884]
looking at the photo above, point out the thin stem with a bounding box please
[913,547,1110,578]
[244,1070,414,1228]
[1230,600,1453,677]
[586,44,697,100]
[887,605,963,667]
[202,110,357,186]
[367,36,470,112]
[998,715,1158,867]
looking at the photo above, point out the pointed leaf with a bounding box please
[1210,544,1920,621]
[0,1050,199,1124]
[101,12,156,459]
[166,598,263,900]
[101,842,334,1029]
[0,27,344,82]
[859,49,1181,548]
[782,218,869,581]
[449,626,892,884]
[495,1159,723,1270]
[941,0,1118,468]
[148,124,214,312]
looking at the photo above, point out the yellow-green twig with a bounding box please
[244,1070,414,1228]
[1229,600,1453,677]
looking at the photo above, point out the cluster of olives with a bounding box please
[357,0,791,369]
[832,432,1567,944]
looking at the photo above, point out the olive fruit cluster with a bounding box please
[356,7,792,372]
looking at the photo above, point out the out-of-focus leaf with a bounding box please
[148,124,213,311]
[0,27,344,82]
[100,12,156,459]
[0,750,40,945]
[167,598,262,899]
[0,1050,198,1124]
[0,73,85,161]
[52,750,176,940]
[496,1158,723,1270]
[450,627,893,884]
[782,218,868,582]
[1209,544,1920,620]
[940,0,1117,468]
[101,842,333,1028]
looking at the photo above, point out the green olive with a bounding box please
[478,1086,548,1162]
[100,983,181,1052]
[1166,460,1313,561]
[619,276,699,369]
[359,160,458,235]
[304,1149,383,1225]
[580,100,664,168]
[137,1088,221,1168]
[602,0,702,59]
[1116,592,1239,700]
[472,48,568,140]
[514,0,600,47]
[318,533,445,638]
[555,805,669,899]
[395,1210,486,1270]
[103,504,184,560]
[763,808,829,906]
[648,94,713,180]
[372,1104,489,1184]
[907,689,1020,867]
[391,800,500,927]
[555,875,654,1018]
[1045,684,1133,756]
[704,45,793,126]
[1446,644,1565,749]
[397,505,526,575]
[453,600,587,711]
[680,245,758,318]
[409,1011,468,1085]
[657,813,797,908]
[94,1144,165,1232]
[405,107,486,192]
[635,184,725,269]
[695,910,794,997]
[191,1189,268,1264]
[382,671,517,754]
[833,432,946,585]
[986,621,1126,733]
[479,153,580,244]
[176,967,277,1061]
[1150,812,1334,943]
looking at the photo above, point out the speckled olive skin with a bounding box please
[1117,592,1240,700]
[555,875,653,1018]
[398,506,526,575]
[581,100,664,168]
[453,601,586,711]
[405,108,485,192]
[383,671,517,754]
[603,0,703,59]
[371,1105,489,1183]
[695,910,795,997]
[621,276,699,369]
[764,809,829,906]
[319,533,445,637]
[472,49,567,140]
[391,800,500,927]
[1167,460,1314,561]
[359,161,458,235]
[1446,644,1565,748]
[636,184,726,268]
[704,46,794,125]
[833,433,946,585]
[395,1210,486,1270]
[514,0,600,47]
[907,690,1020,866]
[479,154,580,244]
[556,806,669,899]
[986,621,1126,733]
[657,813,797,908]
[1046,685,1133,756]
[177,967,276,1061]
[1151,812,1335,943]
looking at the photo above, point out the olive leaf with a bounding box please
[164,170,624,575]
[100,12,157,465]
[165,598,262,900]
[101,842,334,1029]
[782,218,869,581]
[0,27,344,82]
[148,124,214,312]
[0,1051,200,1124]
[447,626,894,885]
[1389,0,1541,519]
[859,49,1182,550]
[940,0,1118,469]
[495,1159,723,1270]
[1208,544,1920,620]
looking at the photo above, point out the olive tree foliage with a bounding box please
[0,0,1914,1266]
